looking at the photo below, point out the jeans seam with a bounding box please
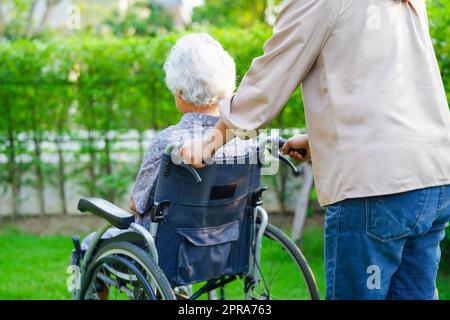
[409,188,432,235]
[338,201,345,234]
[406,188,446,248]
[404,231,427,248]
[330,201,343,300]
[434,186,445,218]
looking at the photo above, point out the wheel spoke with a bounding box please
[81,245,170,300]
[195,224,318,300]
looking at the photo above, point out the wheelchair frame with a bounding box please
[74,207,269,300]
[73,137,286,300]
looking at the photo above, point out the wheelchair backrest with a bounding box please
[154,152,261,210]
[153,152,262,286]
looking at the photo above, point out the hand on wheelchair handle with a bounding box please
[279,135,310,162]
[178,137,213,169]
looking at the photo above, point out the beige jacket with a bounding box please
[220,0,450,206]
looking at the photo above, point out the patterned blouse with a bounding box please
[131,112,253,215]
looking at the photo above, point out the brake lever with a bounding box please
[179,163,202,184]
[278,152,300,176]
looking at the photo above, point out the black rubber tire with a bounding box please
[80,241,175,300]
[263,223,320,300]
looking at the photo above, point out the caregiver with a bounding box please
[180,0,450,300]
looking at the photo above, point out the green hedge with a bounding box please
[0,24,304,134]
[0,24,305,214]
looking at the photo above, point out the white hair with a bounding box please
[164,33,236,106]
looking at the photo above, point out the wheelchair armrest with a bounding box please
[77,198,135,230]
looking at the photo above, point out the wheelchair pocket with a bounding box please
[176,220,240,285]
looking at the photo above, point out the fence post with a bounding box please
[31,104,46,216]
[56,132,67,215]
[291,161,313,243]
[5,92,20,219]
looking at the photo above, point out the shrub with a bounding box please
[0,25,305,211]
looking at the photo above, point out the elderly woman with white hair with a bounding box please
[77,34,241,299]
[130,33,241,222]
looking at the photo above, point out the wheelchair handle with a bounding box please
[179,163,202,184]
[278,137,308,158]
[164,142,203,184]
[163,137,305,182]
[164,142,180,155]
[259,136,303,176]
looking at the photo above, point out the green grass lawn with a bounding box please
[0,225,449,300]
[0,228,72,299]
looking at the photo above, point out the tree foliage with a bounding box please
[0,24,303,133]
[427,0,450,103]
[192,0,285,28]
[193,0,267,27]
[0,0,66,40]
[0,25,293,213]
[104,0,174,37]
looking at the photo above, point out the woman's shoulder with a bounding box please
[146,123,188,153]
[147,114,218,153]
[158,123,190,143]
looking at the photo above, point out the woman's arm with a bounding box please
[180,0,342,165]
[130,195,138,214]
[179,119,229,167]
[131,139,162,214]
[219,0,342,131]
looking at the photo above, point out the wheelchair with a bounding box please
[69,137,320,300]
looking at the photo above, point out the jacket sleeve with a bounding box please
[219,0,342,130]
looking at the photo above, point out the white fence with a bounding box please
[0,129,307,217]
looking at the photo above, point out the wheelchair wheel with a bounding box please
[80,242,175,300]
[191,223,320,300]
[255,223,320,300]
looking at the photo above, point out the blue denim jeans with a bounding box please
[325,185,450,300]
